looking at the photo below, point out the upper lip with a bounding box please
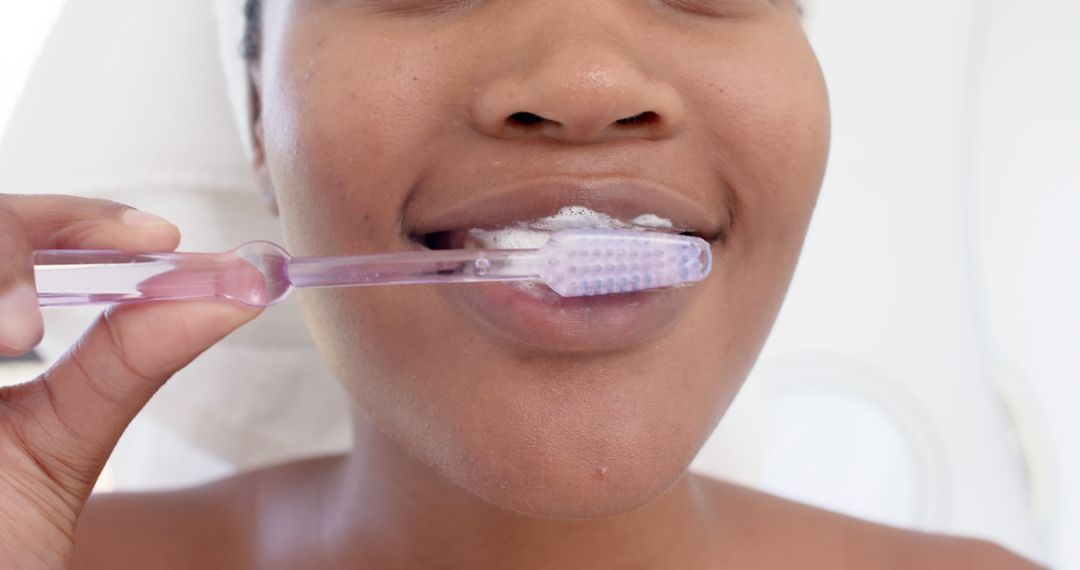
[407,176,728,243]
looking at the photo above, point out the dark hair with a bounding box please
[242,0,262,61]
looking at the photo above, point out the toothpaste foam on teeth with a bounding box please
[467,206,677,250]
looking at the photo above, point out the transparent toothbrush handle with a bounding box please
[33,242,291,308]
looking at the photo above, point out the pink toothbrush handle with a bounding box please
[33,246,282,308]
[31,230,712,307]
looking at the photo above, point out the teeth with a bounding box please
[462,234,480,250]
[628,213,676,230]
[464,206,687,250]
[468,228,551,250]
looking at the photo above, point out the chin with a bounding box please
[305,279,754,521]
[454,461,694,521]
[424,414,711,520]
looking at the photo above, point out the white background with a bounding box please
[1,1,1077,568]
[0,1,64,135]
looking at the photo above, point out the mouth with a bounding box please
[404,177,726,353]
[408,178,725,251]
[415,219,703,252]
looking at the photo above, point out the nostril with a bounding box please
[507,112,548,127]
[614,111,660,127]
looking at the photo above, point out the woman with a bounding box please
[0,0,1042,567]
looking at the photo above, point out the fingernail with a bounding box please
[121,208,172,228]
[0,283,44,353]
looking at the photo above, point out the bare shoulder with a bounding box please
[693,475,1045,570]
[72,474,257,570]
[71,455,340,570]
[925,538,1047,570]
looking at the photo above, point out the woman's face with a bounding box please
[255,0,829,518]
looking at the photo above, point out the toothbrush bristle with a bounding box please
[539,229,712,297]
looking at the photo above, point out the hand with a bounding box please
[0,194,260,569]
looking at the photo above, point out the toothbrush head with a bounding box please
[537,228,712,297]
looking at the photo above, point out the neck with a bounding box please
[318,411,719,569]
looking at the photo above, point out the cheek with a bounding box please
[262,32,464,255]
[683,29,831,255]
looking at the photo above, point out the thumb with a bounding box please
[12,300,259,505]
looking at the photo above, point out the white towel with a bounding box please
[213,0,255,162]
[0,0,352,484]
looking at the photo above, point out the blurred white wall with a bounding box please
[0,1,64,135]
[969,1,1080,567]
[694,0,1039,557]
[692,1,1079,567]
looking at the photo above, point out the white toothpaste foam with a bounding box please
[468,206,677,250]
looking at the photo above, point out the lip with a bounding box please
[406,176,725,353]
[450,280,704,354]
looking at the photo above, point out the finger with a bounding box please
[16,300,260,499]
[0,194,180,355]
[0,200,44,355]
[2,194,179,251]
[136,254,269,305]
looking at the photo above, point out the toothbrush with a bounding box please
[33,228,712,308]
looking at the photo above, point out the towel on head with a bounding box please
[214,0,255,161]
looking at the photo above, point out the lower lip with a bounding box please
[444,278,701,353]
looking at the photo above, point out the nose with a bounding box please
[468,22,685,144]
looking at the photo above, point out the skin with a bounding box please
[0,0,1043,568]
[258,0,827,522]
